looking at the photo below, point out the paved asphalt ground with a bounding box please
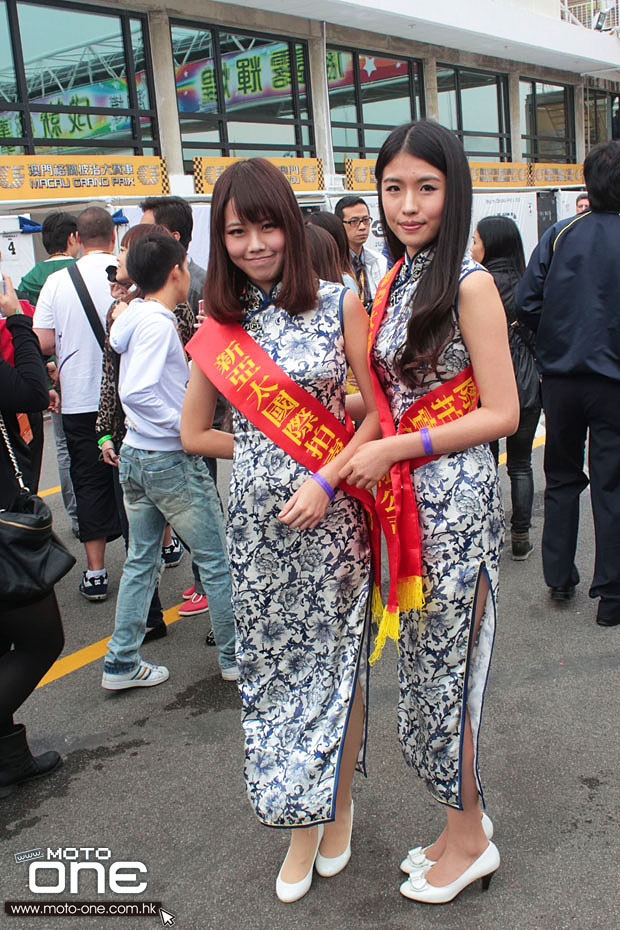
[1,420,618,930]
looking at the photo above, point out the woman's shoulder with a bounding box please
[459,253,487,284]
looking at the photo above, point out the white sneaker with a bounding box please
[102,661,169,691]
[220,665,240,682]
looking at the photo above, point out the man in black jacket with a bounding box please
[516,140,620,626]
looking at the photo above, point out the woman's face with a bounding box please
[380,151,446,257]
[470,228,485,264]
[223,201,286,293]
[116,244,130,285]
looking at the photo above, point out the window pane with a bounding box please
[327,48,356,122]
[171,26,218,114]
[30,108,136,145]
[0,1,17,102]
[296,44,309,119]
[460,71,499,133]
[613,95,620,139]
[33,141,137,156]
[462,134,503,156]
[331,124,360,153]
[359,55,411,125]
[179,113,220,141]
[131,19,151,109]
[437,67,458,131]
[17,4,130,108]
[226,120,296,147]
[520,80,536,137]
[0,111,23,152]
[362,127,392,148]
[535,82,566,139]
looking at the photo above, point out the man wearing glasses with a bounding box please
[334,196,387,312]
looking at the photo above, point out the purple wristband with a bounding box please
[311,472,335,502]
[420,426,434,457]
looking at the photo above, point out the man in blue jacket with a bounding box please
[517,140,620,626]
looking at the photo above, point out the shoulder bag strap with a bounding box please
[0,410,28,491]
[68,263,106,351]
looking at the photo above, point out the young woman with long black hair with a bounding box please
[341,120,519,904]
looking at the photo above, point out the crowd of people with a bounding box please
[1,120,618,908]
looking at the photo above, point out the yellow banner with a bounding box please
[193,156,324,193]
[470,162,529,187]
[345,158,377,190]
[530,163,584,186]
[0,155,169,200]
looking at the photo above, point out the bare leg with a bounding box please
[425,574,490,886]
[84,538,106,572]
[162,525,173,547]
[279,825,321,883]
[319,682,364,857]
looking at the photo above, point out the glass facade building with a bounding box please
[327,46,424,172]
[0,0,615,178]
[170,22,314,171]
[0,0,158,155]
[519,78,575,162]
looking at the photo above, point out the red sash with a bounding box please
[186,318,383,617]
[367,258,479,662]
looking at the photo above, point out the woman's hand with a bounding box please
[110,282,131,302]
[278,476,331,531]
[339,439,395,489]
[0,275,21,316]
[100,439,118,467]
[111,300,128,322]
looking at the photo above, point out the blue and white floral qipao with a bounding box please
[372,253,503,809]
[228,281,371,827]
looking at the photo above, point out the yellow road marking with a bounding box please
[40,484,61,498]
[37,602,185,688]
[38,431,547,688]
[498,432,545,466]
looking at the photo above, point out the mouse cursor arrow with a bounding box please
[159,907,176,927]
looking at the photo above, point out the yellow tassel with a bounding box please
[371,584,383,626]
[398,575,425,613]
[369,606,400,665]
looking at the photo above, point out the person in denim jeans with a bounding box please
[101,232,236,690]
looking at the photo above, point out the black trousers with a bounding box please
[0,591,64,736]
[62,412,121,544]
[541,374,620,605]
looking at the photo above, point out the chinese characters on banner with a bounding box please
[193,156,324,194]
[0,155,169,200]
[0,76,150,153]
[470,162,584,188]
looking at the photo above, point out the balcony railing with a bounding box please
[561,0,620,29]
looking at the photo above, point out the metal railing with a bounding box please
[561,0,620,29]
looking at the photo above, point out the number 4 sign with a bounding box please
[0,215,35,285]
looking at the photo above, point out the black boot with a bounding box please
[0,724,62,798]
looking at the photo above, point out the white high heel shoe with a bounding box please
[276,825,324,903]
[399,841,500,904]
[400,811,493,875]
[315,801,354,877]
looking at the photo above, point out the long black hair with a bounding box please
[376,120,472,384]
[476,215,525,275]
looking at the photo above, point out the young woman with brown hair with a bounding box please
[181,157,380,903]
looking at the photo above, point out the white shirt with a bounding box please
[34,252,115,414]
[109,298,188,452]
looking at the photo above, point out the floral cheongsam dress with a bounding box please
[372,252,504,809]
[228,281,372,827]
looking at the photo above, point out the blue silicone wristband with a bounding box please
[311,472,335,502]
[420,426,434,457]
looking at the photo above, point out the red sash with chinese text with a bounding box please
[367,258,479,662]
[186,318,383,615]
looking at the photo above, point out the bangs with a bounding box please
[225,160,293,229]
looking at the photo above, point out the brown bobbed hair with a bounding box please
[305,211,354,280]
[305,224,343,285]
[204,158,317,322]
[121,222,171,249]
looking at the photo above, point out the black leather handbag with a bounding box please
[0,412,76,600]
